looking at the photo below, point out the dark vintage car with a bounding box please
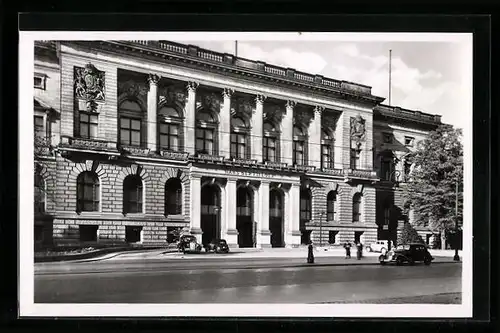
[379,243,434,266]
[177,235,203,254]
[205,239,230,253]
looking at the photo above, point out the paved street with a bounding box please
[35,254,461,304]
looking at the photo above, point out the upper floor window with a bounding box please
[263,121,279,163]
[350,149,360,170]
[34,115,46,139]
[327,191,337,221]
[34,74,46,90]
[79,113,98,139]
[123,175,143,214]
[380,157,394,181]
[119,100,143,147]
[321,130,334,169]
[34,173,45,213]
[165,178,182,215]
[383,133,393,144]
[293,126,307,166]
[405,136,415,147]
[230,117,249,159]
[300,189,312,221]
[158,106,182,152]
[77,171,100,212]
[196,111,217,155]
[353,193,362,222]
[383,205,391,225]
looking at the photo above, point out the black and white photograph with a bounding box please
[19,31,473,318]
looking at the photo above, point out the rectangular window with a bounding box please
[159,123,179,151]
[196,128,214,154]
[405,136,415,147]
[300,198,311,221]
[383,207,390,225]
[230,132,247,159]
[380,159,392,181]
[125,226,142,243]
[79,113,98,139]
[263,137,276,162]
[354,231,364,244]
[79,225,98,242]
[321,144,333,169]
[350,149,360,170]
[34,115,45,138]
[293,140,305,165]
[329,231,339,244]
[34,75,45,90]
[383,133,393,144]
[120,117,142,146]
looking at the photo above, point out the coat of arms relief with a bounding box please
[74,63,105,113]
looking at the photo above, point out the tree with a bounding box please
[397,221,425,245]
[402,125,463,250]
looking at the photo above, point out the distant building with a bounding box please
[33,40,443,249]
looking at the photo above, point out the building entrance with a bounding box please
[200,184,221,246]
[237,186,254,248]
[269,188,284,247]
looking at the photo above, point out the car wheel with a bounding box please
[396,257,404,266]
[366,246,372,252]
[424,257,432,265]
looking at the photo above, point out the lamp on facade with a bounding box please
[389,170,401,187]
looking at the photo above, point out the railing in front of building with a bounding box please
[345,169,378,179]
[59,136,118,152]
[122,40,372,97]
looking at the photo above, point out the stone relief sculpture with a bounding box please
[350,115,366,143]
[74,63,105,112]
[158,85,188,109]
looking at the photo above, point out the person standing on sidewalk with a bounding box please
[356,242,364,260]
[344,242,351,259]
[307,241,315,264]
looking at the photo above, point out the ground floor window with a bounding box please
[329,230,339,244]
[79,225,99,242]
[125,226,142,243]
[354,231,364,244]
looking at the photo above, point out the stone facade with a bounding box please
[33,40,442,248]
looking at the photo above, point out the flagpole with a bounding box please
[389,49,392,106]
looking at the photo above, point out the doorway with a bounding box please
[269,188,284,247]
[237,186,254,248]
[200,184,221,246]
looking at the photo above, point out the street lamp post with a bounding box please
[214,206,220,241]
[453,179,460,261]
[387,170,401,251]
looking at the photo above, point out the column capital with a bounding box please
[255,94,267,104]
[223,87,234,99]
[187,81,199,92]
[314,105,325,116]
[148,73,161,85]
[286,100,297,109]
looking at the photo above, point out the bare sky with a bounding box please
[174,37,471,130]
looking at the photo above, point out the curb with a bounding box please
[34,246,176,263]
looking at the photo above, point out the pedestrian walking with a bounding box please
[344,242,351,259]
[356,242,363,260]
[307,241,315,264]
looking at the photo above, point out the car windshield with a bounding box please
[395,245,410,251]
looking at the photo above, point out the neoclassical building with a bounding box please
[33,40,443,249]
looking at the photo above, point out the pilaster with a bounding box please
[185,81,198,155]
[219,88,234,158]
[281,100,295,165]
[147,73,160,151]
[189,175,202,243]
[286,183,301,247]
[309,105,323,168]
[224,177,238,247]
[252,94,266,161]
[257,180,271,248]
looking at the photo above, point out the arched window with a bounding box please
[123,175,143,214]
[353,193,362,222]
[165,178,182,215]
[119,100,143,147]
[263,121,279,163]
[327,191,337,221]
[196,110,217,155]
[158,106,181,152]
[321,130,334,169]
[293,126,307,166]
[230,116,249,159]
[77,171,100,212]
[34,173,45,213]
[300,189,312,221]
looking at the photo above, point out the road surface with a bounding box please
[35,257,461,304]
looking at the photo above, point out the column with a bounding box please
[281,100,295,165]
[257,181,271,248]
[224,178,238,247]
[189,176,202,243]
[147,74,160,151]
[219,88,233,158]
[309,105,323,168]
[334,112,345,169]
[184,81,198,155]
[287,183,301,247]
[251,94,266,161]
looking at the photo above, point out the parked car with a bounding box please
[205,239,230,254]
[379,243,434,266]
[177,235,203,254]
[366,240,389,253]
